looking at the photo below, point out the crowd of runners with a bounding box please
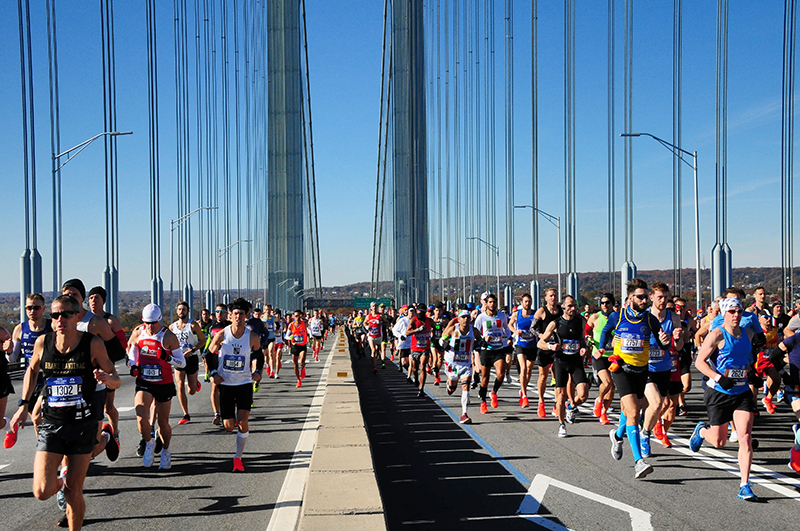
[342,281,800,504]
[0,278,335,530]
[4,275,800,529]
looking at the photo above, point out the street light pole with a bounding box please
[217,239,252,304]
[621,132,701,311]
[467,237,500,304]
[441,256,466,303]
[514,205,561,299]
[169,206,218,319]
[51,131,133,298]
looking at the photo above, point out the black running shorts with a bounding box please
[479,349,506,368]
[135,381,177,403]
[647,370,671,398]
[703,387,757,426]
[220,382,253,419]
[176,354,200,375]
[552,355,587,388]
[611,366,648,399]
[37,420,98,455]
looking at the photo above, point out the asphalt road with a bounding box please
[1,339,335,531]
[351,342,800,531]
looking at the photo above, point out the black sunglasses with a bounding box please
[633,294,648,301]
[26,305,43,311]
[600,300,611,305]
[51,310,79,320]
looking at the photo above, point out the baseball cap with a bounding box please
[142,303,162,323]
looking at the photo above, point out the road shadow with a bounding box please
[352,348,551,530]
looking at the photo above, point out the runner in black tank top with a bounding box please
[533,288,563,418]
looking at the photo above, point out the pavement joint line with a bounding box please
[266,336,335,531]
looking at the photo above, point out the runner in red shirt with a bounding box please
[405,306,433,398]
[364,302,384,375]
[288,311,309,388]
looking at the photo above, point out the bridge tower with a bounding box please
[392,0,429,305]
[267,0,304,312]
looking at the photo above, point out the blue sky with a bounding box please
[0,1,789,295]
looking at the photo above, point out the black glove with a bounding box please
[717,375,735,391]
[400,335,406,342]
[158,349,171,362]
[442,341,452,352]
[130,365,141,378]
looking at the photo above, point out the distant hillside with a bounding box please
[1,265,796,331]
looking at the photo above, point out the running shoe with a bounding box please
[143,439,156,467]
[490,392,499,408]
[434,376,440,385]
[659,433,673,448]
[266,367,272,377]
[417,389,424,398]
[315,354,320,362]
[791,445,800,473]
[753,438,760,450]
[634,459,653,479]
[398,363,404,373]
[690,421,708,452]
[480,402,488,414]
[407,377,415,385]
[381,362,385,369]
[213,414,222,426]
[447,384,456,396]
[159,449,172,470]
[640,434,651,458]
[459,414,472,424]
[599,412,611,425]
[550,375,556,386]
[137,437,146,457]
[391,354,395,361]
[653,420,664,440]
[178,415,190,425]
[521,396,530,408]
[776,389,785,402]
[518,389,523,406]
[762,396,776,414]
[253,381,261,393]
[102,424,119,462]
[610,430,623,460]
[301,367,306,379]
[296,380,302,388]
[4,424,18,449]
[56,467,68,511]
[737,482,758,501]
[233,457,245,472]
[506,373,512,384]
[57,514,69,528]
[677,405,687,416]
[593,397,602,418]
[729,425,738,443]
[537,402,546,418]
[552,406,558,417]
[565,405,576,424]
[196,382,201,392]
[204,372,210,382]
[558,424,567,438]
[471,379,478,390]
[373,367,378,375]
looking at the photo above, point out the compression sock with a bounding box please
[626,424,643,462]
[479,385,488,402]
[616,412,628,439]
[235,431,249,458]
[434,366,439,377]
[461,390,470,415]
[492,378,504,394]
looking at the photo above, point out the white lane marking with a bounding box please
[265,333,336,531]
[505,374,800,501]
[0,464,10,471]
[517,474,653,531]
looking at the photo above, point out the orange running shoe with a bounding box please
[660,433,673,448]
[593,397,602,418]
[233,457,245,472]
[599,412,611,425]
[653,420,664,440]
[791,446,800,473]
[296,380,302,388]
[301,367,306,379]
[480,402,489,414]
[490,392,499,408]
[763,396,776,414]
[537,402,546,418]
[521,396,530,408]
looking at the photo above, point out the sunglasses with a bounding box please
[633,294,648,301]
[215,309,227,313]
[51,310,78,320]
[26,305,43,311]
[144,320,160,324]
[600,300,611,305]
[727,308,743,314]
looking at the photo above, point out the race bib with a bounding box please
[724,367,748,386]
[670,356,679,371]
[46,376,82,407]
[369,326,381,335]
[562,339,581,354]
[520,330,534,340]
[453,351,471,363]
[649,346,664,360]
[141,364,162,382]
[416,332,430,348]
[487,331,503,348]
[617,334,645,354]
[293,334,304,343]
[223,354,246,372]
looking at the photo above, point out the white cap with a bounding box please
[458,310,470,318]
[142,303,162,323]
[480,292,489,300]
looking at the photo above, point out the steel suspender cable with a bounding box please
[234,0,243,296]
[47,0,62,298]
[607,0,615,294]
[673,0,683,295]
[372,0,390,297]
[532,0,539,291]
[505,0,514,286]
[783,0,797,300]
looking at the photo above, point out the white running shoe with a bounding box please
[159,448,172,470]
[143,438,156,467]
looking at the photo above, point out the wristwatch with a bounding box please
[18,398,29,407]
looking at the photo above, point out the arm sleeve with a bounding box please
[251,347,265,371]
[127,344,139,366]
[115,329,127,349]
[9,340,22,363]
[169,348,186,369]
[598,312,618,350]
[104,336,127,362]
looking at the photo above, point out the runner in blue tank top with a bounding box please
[509,293,538,409]
[641,283,684,459]
[690,297,759,501]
